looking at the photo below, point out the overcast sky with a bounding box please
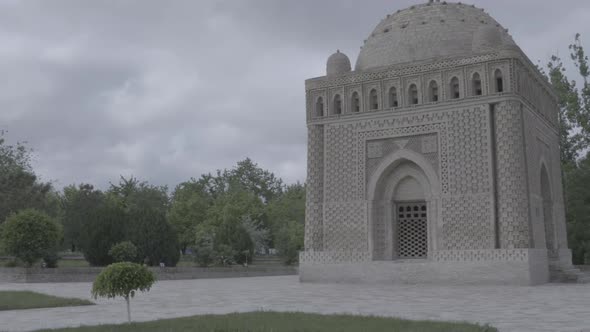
[1,0,589,190]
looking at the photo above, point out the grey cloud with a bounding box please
[0,0,588,190]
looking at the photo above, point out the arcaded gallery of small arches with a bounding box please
[313,69,505,118]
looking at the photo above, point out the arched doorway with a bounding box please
[540,165,555,251]
[367,150,441,261]
[393,177,428,258]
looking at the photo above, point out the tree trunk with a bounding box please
[125,296,131,323]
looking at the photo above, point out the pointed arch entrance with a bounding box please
[367,150,441,261]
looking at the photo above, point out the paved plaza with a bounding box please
[0,276,589,332]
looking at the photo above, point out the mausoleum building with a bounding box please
[300,1,579,285]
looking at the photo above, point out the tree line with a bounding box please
[0,145,304,267]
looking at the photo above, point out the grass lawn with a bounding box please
[57,259,91,268]
[0,291,94,311]
[35,312,497,332]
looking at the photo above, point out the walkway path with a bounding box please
[0,276,588,332]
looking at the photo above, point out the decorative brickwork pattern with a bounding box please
[495,101,531,248]
[323,201,368,251]
[441,194,494,249]
[447,107,491,195]
[357,118,448,198]
[372,202,388,260]
[299,251,371,265]
[324,124,359,202]
[516,62,558,129]
[365,135,439,181]
[432,249,534,262]
[305,125,324,250]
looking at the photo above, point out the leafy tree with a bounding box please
[108,177,180,267]
[196,159,283,203]
[0,132,57,225]
[128,206,180,266]
[168,180,211,254]
[241,217,270,255]
[267,184,305,229]
[206,187,263,264]
[565,152,590,264]
[0,209,62,267]
[274,220,304,265]
[207,187,265,230]
[228,158,284,202]
[61,184,104,252]
[547,34,590,164]
[109,241,139,263]
[215,244,236,266]
[180,159,286,263]
[108,176,169,215]
[79,196,128,266]
[193,230,215,267]
[42,251,60,268]
[266,183,305,260]
[92,262,155,323]
[547,34,590,264]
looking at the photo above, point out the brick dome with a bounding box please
[355,1,517,71]
[327,50,352,76]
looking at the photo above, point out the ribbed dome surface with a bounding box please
[355,1,517,71]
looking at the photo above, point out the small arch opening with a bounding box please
[351,91,360,113]
[428,80,439,102]
[494,69,504,93]
[472,72,482,96]
[333,94,342,115]
[409,84,419,105]
[315,97,324,117]
[389,87,399,108]
[370,89,379,110]
[450,77,460,99]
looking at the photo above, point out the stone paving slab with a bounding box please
[0,276,588,332]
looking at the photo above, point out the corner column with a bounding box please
[494,100,531,248]
[305,124,324,251]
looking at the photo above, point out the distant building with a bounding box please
[299,1,579,285]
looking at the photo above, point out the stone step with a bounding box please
[550,267,588,283]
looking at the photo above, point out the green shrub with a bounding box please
[42,251,60,268]
[193,234,214,267]
[92,262,155,322]
[274,220,304,265]
[232,226,254,265]
[3,259,18,267]
[127,208,180,267]
[194,245,214,267]
[109,241,138,263]
[215,244,235,266]
[80,199,127,266]
[0,209,62,267]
